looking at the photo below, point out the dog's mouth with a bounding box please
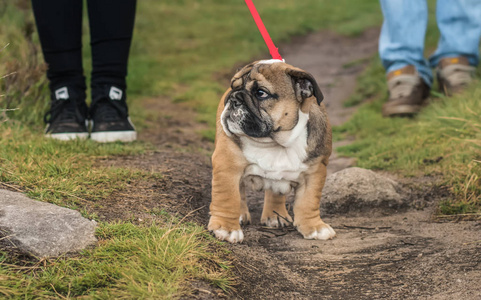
[221,91,272,138]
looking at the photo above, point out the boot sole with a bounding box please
[382,104,422,118]
[45,132,89,141]
[90,131,137,143]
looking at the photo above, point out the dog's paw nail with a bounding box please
[213,229,244,243]
[239,215,251,225]
[261,218,280,228]
[304,225,336,240]
[261,215,292,228]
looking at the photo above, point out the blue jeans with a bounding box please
[379,0,481,86]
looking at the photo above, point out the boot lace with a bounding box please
[441,64,475,87]
[388,75,421,99]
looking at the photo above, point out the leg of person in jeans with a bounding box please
[31,0,89,140]
[87,0,137,143]
[430,0,481,95]
[378,0,431,117]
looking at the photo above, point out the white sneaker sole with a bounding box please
[90,131,137,143]
[45,132,89,141]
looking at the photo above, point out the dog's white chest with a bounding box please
[241,132,309,195]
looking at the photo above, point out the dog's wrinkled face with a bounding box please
[221,61,323,142]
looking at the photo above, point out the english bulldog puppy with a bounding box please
[208,60,334,243]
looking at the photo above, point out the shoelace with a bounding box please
[91,99,127,122]
[44,99,84,124]
[388,75,420,99]
[442,65,475,87]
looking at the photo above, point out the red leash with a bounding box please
[244,0,283,61]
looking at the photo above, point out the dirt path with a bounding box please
[102,28,481,299]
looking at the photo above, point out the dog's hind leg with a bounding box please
[261,190,293,228]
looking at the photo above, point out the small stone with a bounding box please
[321,167,406,214]
[0,189,97,257]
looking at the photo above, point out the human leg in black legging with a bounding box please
[87,0,137,99]
[31,0,86,95]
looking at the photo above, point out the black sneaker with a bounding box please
[44,86,89,140]
[89,86,137,143]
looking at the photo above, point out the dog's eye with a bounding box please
[255,89,270,100]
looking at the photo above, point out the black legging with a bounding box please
[31,0,137,100]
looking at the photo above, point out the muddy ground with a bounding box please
[99,28,481,299]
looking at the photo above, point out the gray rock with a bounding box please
[321,167,406,214]
[0,189,97,257]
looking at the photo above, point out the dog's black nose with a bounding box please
[231,92,243,108]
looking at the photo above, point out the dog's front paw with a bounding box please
[261,213,293,228]
[212,228,244,243]
[295,220,336,240]
[208,216,244,243]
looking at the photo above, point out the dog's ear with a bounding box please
[231,62,257,90]
[286,68,324,105]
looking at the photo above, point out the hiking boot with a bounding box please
[44,86,89,140]
[437,56,476,96]
[89,85,137,143]
[382,65,430,117]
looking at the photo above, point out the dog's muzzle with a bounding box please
[224,91,272,138]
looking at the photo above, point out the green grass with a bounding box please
[0,123,149,214]
[336,82,481,214]
[335,1,481,215]
[0,222,233,299]
[343,58,386,107]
